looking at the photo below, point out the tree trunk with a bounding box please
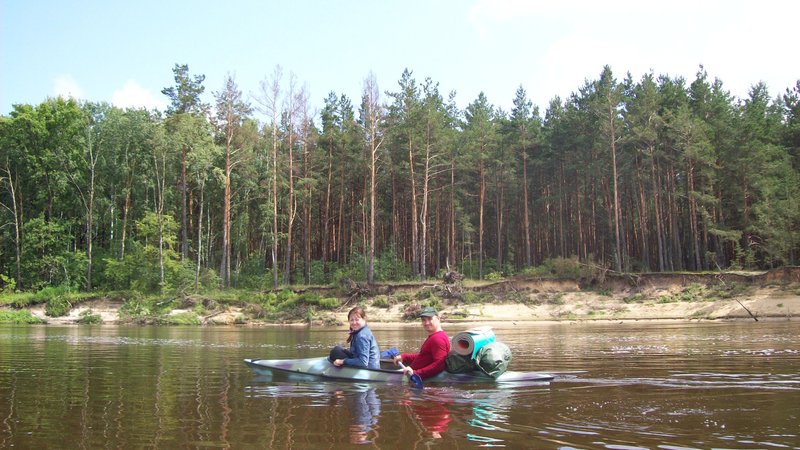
[283,121,295,285]
[180,145,188,261]
[408,137,419,278]
[522,146,532,266]
[420,142,430,279]
[271,124,279,288]
[686,162,703,270]
[0,162,23,289]
[478,154,485,279]
[220,135,232,288]
[195,180,204,291]
[608,102,623,272]
[448,159,456,269]
[322,137,333,265]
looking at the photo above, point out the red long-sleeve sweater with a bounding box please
[400,330,451,379]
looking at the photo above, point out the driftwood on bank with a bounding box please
[339,278,370,309]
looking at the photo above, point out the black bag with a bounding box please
[445,351,476,373]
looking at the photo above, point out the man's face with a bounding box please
[421,315,439,334]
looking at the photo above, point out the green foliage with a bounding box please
[100,218,195,293]
[317,297,340,309]
[547,293,565,305]
[0,292,37,308]
[21,217,88,291]
[657,283,709,303]
[235,256,271,290]
[623,293,646,304]
[395,293,413,304]
[0,310,44,324]
[373,247,412,281]
[325,249,413,285]
[372,296,390,308]
[462,290,492,304]
[33,285,73,302]
[76,309,102,324]
[549,257,587,279]
[45,295,71,317]
[119,295,152,320]
[707,282,750,299]
[520,257,604,281]
[520,265,552,277]
[459,258,499,279]
[0,274,17,293]
[504,290,529,303]
[297,292,340,310]
[485,271,503,281]
[158,311,200,325]
[4,72,800,301]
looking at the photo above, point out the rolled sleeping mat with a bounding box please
[451,326,496,359]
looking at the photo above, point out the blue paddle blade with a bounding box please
[381,348,399,358]
[409,373,424,389]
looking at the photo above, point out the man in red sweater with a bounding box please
[393,306,451,379]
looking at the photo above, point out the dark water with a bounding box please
[1,321,798,449]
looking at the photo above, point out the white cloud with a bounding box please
[111,80,164,110]
[53,75,84,100]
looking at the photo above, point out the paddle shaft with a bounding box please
[397,360,424,389]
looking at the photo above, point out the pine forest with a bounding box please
[2,64,799,295]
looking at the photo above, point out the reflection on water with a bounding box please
[0,321,798,448]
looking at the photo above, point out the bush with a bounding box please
[1,292,37,308]
[0,274,17,293]
[317,297,340,309]
[45,295,71,317]
[486,271,503,281]
[0,310,44,324]
[119,295,152,320]
[372,296,390,308]
[462,291,491,304]
[547,293,565,305]
[76,309,102,324]
[623,293,645,304]
[158,311,199,325]
[21,217,88,291]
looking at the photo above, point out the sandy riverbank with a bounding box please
[24,268,799,326]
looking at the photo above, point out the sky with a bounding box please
[2,0,798,121]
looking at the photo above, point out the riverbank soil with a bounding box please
[23,267,800,325]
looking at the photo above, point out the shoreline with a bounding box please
[8,268,799,326]
[22,285,797,326]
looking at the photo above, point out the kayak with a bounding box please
[243,357,555,384]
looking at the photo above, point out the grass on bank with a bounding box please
[0,310,45,324]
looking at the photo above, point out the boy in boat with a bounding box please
[392,306,451,379]
[330,306,381,369]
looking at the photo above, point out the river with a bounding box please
[1,321,798,449]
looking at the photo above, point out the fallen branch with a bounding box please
[736,299,758,322]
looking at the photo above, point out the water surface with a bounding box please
[1,321,798,448]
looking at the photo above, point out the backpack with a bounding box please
[474,341,512,378]
[445,351,476,373]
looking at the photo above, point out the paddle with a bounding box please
[397,360,424,389]
[384,348,423,389]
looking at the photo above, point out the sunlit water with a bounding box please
[1,321,798,449]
